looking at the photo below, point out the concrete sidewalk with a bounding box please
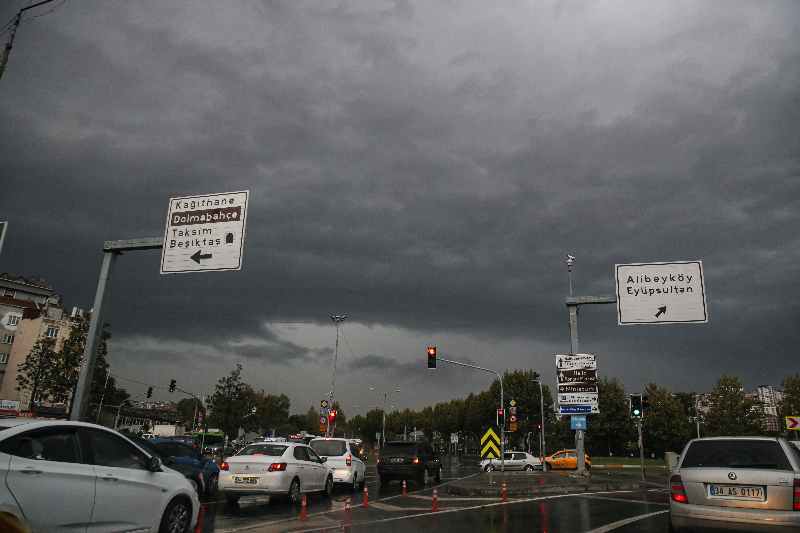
[443,470,667,497]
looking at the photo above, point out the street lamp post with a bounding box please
[532,373,545,461]
[370,388,401,448]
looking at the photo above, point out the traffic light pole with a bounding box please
[436,356,505,472]
[637,416,645,482]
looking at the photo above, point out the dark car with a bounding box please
[152,439,220,496]
[377,440,442,485]
[129,436,205,495]
[163,435,201,450]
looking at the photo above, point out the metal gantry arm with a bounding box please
[436,356,505,472]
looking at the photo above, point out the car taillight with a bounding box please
[413,457,419,464]
[346,455,351,466]
[670,474,687,503]
[268,462,287,472]
[794,478,800,511]
[220,462,229,471]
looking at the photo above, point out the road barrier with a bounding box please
[363,485,370,507]
[502,481,508,502]
[194,505,205,533]
[345,495,351,521]
[432,488,439,511]
[403,480,407,497]
[300,493,308,521]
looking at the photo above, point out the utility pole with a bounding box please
[565,256,616,476]
[328,315,346,436]
[0,0,56,81]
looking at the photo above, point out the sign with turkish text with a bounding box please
[557,368,597,383]
[558,405,599,415]
[161,191,249,274]
[571,415,587,430]
[616,261,708,324]
[558,383,598,394]
[556,354,596,370]
[558,393,599,405]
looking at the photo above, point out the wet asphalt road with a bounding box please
[197,459,671,533]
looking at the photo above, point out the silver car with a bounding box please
[479,451,542,471]
[669,436,800,532]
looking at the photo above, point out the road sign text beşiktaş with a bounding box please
[161,191,249,274]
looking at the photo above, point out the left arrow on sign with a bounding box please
[191,250,213,264]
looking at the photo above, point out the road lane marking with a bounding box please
[581,510,669,533]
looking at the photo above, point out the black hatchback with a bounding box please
[377,440,442,485]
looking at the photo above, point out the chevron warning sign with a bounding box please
[481,426,501,459]
[787,416,800,430]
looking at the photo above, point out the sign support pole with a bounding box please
[566,294,616,476]
[70,238,163,421]
[637,416,646,482]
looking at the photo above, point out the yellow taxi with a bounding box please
[543,449,591,470]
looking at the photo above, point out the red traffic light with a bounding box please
[329,410,336,420]
[497,409,504,416]
[428,347,436,369]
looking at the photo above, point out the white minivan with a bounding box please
[309,437,366,490]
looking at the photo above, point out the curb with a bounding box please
[444,480,654,497]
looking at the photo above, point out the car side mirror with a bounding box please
[321,457,327,463]
[149,456,163,471]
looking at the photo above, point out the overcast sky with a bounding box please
[1,0,798,418]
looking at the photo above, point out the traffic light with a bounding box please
[641,395,649,411]
[169,379,176,393]
[329,410,336,423]
[630,394,643,418]
[497,409,504,425]
[147,387,153,398]
[427,347,436,369]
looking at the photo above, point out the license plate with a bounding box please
[708,484,762,499]
[392,458,404,463]
[234,476,258,484]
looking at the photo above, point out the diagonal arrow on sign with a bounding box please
[787,416,800,429]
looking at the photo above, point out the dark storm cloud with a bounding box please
[1,1,798,410]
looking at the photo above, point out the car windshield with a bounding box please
[681,439,793,470]
[238,444,288,456]
[310,440,347,456]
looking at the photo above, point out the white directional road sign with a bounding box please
[556,354,596,370]
[558,393,599,405]
[161,191,249,274]
[616,261,707,325]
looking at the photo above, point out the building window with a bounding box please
[7,315,20,326]
[0,354,8,364]
[45,326,59,338]
[3,289,15,298]
[2,335,13,345]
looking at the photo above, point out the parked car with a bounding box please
[152,439,220,496]
[480,451,542,471]
[164,435,201,450]
[0,419,199,533]
[219,442,333,504]
[309,437,366,490]
[543,449,592,470]
[377,440,442,485]
[129,436,205,495]
[204,443,237,456]
[669,436,800,532]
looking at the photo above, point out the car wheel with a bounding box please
[434,465,442,482]
[323,475,334,498]
[288,477,301,505]
[225,492,240,504]
[352,474,359,492]
[206,473,219,496]
[159,497,191,533]
[524,464,533,471]
[418,467,429,486]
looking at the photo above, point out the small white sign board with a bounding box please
[556,354,596,370]
[161,191,249,274]
[558,393,599,405]
[616,261,708,324]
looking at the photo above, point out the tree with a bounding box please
[641,383,691,455]
[177,397,206,428]
[780,374,800,420]
[703,375,762,436]
[207,365,253,440]
[16,339,55,409]
[586,376,634,457]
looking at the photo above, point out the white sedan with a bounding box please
[479,451,542,471]
[0,419,199,533]
[220,442,333,504]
